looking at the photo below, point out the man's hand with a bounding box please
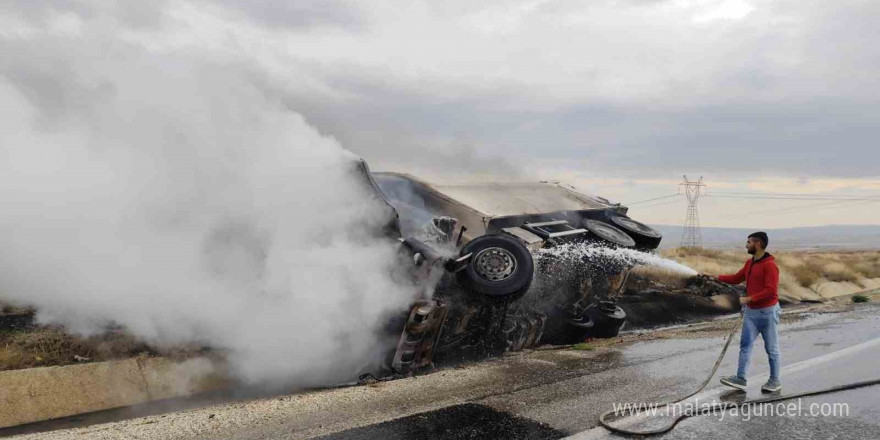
[739,296,753,305]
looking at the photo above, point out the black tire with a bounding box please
[588,301,627,338]
[562,313,595,344]
[582,219,636,248]
[458,234,534,298]
[606,215,662,250]
[540,300,596,344]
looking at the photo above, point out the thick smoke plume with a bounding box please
[0,3,418,386]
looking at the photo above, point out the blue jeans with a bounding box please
[737,303,781,381]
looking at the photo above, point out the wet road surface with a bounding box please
[568,303,880,439]
[314,404,563,440]
[5,302,879,440]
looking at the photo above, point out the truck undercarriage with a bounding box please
[353,161,665,377]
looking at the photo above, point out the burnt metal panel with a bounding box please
[392,300,450,375]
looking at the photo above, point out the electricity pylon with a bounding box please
[680,176,706,248]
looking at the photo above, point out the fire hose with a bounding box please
[598,311,880,436]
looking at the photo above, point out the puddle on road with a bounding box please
[312,403,564,440]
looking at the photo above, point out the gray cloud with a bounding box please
[0,0,168,28]
[205,0,365,31]
[3,0,879,181]
[254,65,880,179]
[249,65,527,178]
[479,98,880,178]
[247,0,880,180]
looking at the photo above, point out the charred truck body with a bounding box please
[354,161,663,376]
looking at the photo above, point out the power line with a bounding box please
[624,193,681,205]
[706,195,880,201]
[722,198,880,222]
[709,190,880,198]
[621,190,879,208]
[620,183,877,229]
[629,197,685,210]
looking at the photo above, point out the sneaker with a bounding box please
[720,375,747,391]
[762,378,782,393]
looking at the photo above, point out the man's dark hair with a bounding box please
[748,231,769,249]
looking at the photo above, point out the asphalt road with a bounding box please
[568,305,880,440]
[7,302,879,440]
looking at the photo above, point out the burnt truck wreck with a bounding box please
[353,160,663,376]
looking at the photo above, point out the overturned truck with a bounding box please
[355,161,663,376]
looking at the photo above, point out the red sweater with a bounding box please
[717,254,779,309]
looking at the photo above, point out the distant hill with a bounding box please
[651,224,880,251]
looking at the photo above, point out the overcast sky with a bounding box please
[2,0,879,229]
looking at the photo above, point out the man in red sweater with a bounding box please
[714,231,782,393]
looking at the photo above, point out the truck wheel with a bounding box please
[560,313,595,344]
[607,215,662,250]
[458,234,534,299]
[540,303,595,345]
[588,301,627,338]
[582,219,636,248]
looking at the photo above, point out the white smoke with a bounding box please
[0,3,419,385]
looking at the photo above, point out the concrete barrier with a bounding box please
[0,356,227,428]
[812,277,880,299]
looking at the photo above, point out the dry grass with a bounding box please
[787,264,821,287]
[0,327,157,371]
[628,265,690,288]
[661,247,743,279]
[0,302,32,315]
[0,322,209,371]
[1,300,209,370]
[661,248,880,291]
[782,253,871,286]
[839,252,880,278]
